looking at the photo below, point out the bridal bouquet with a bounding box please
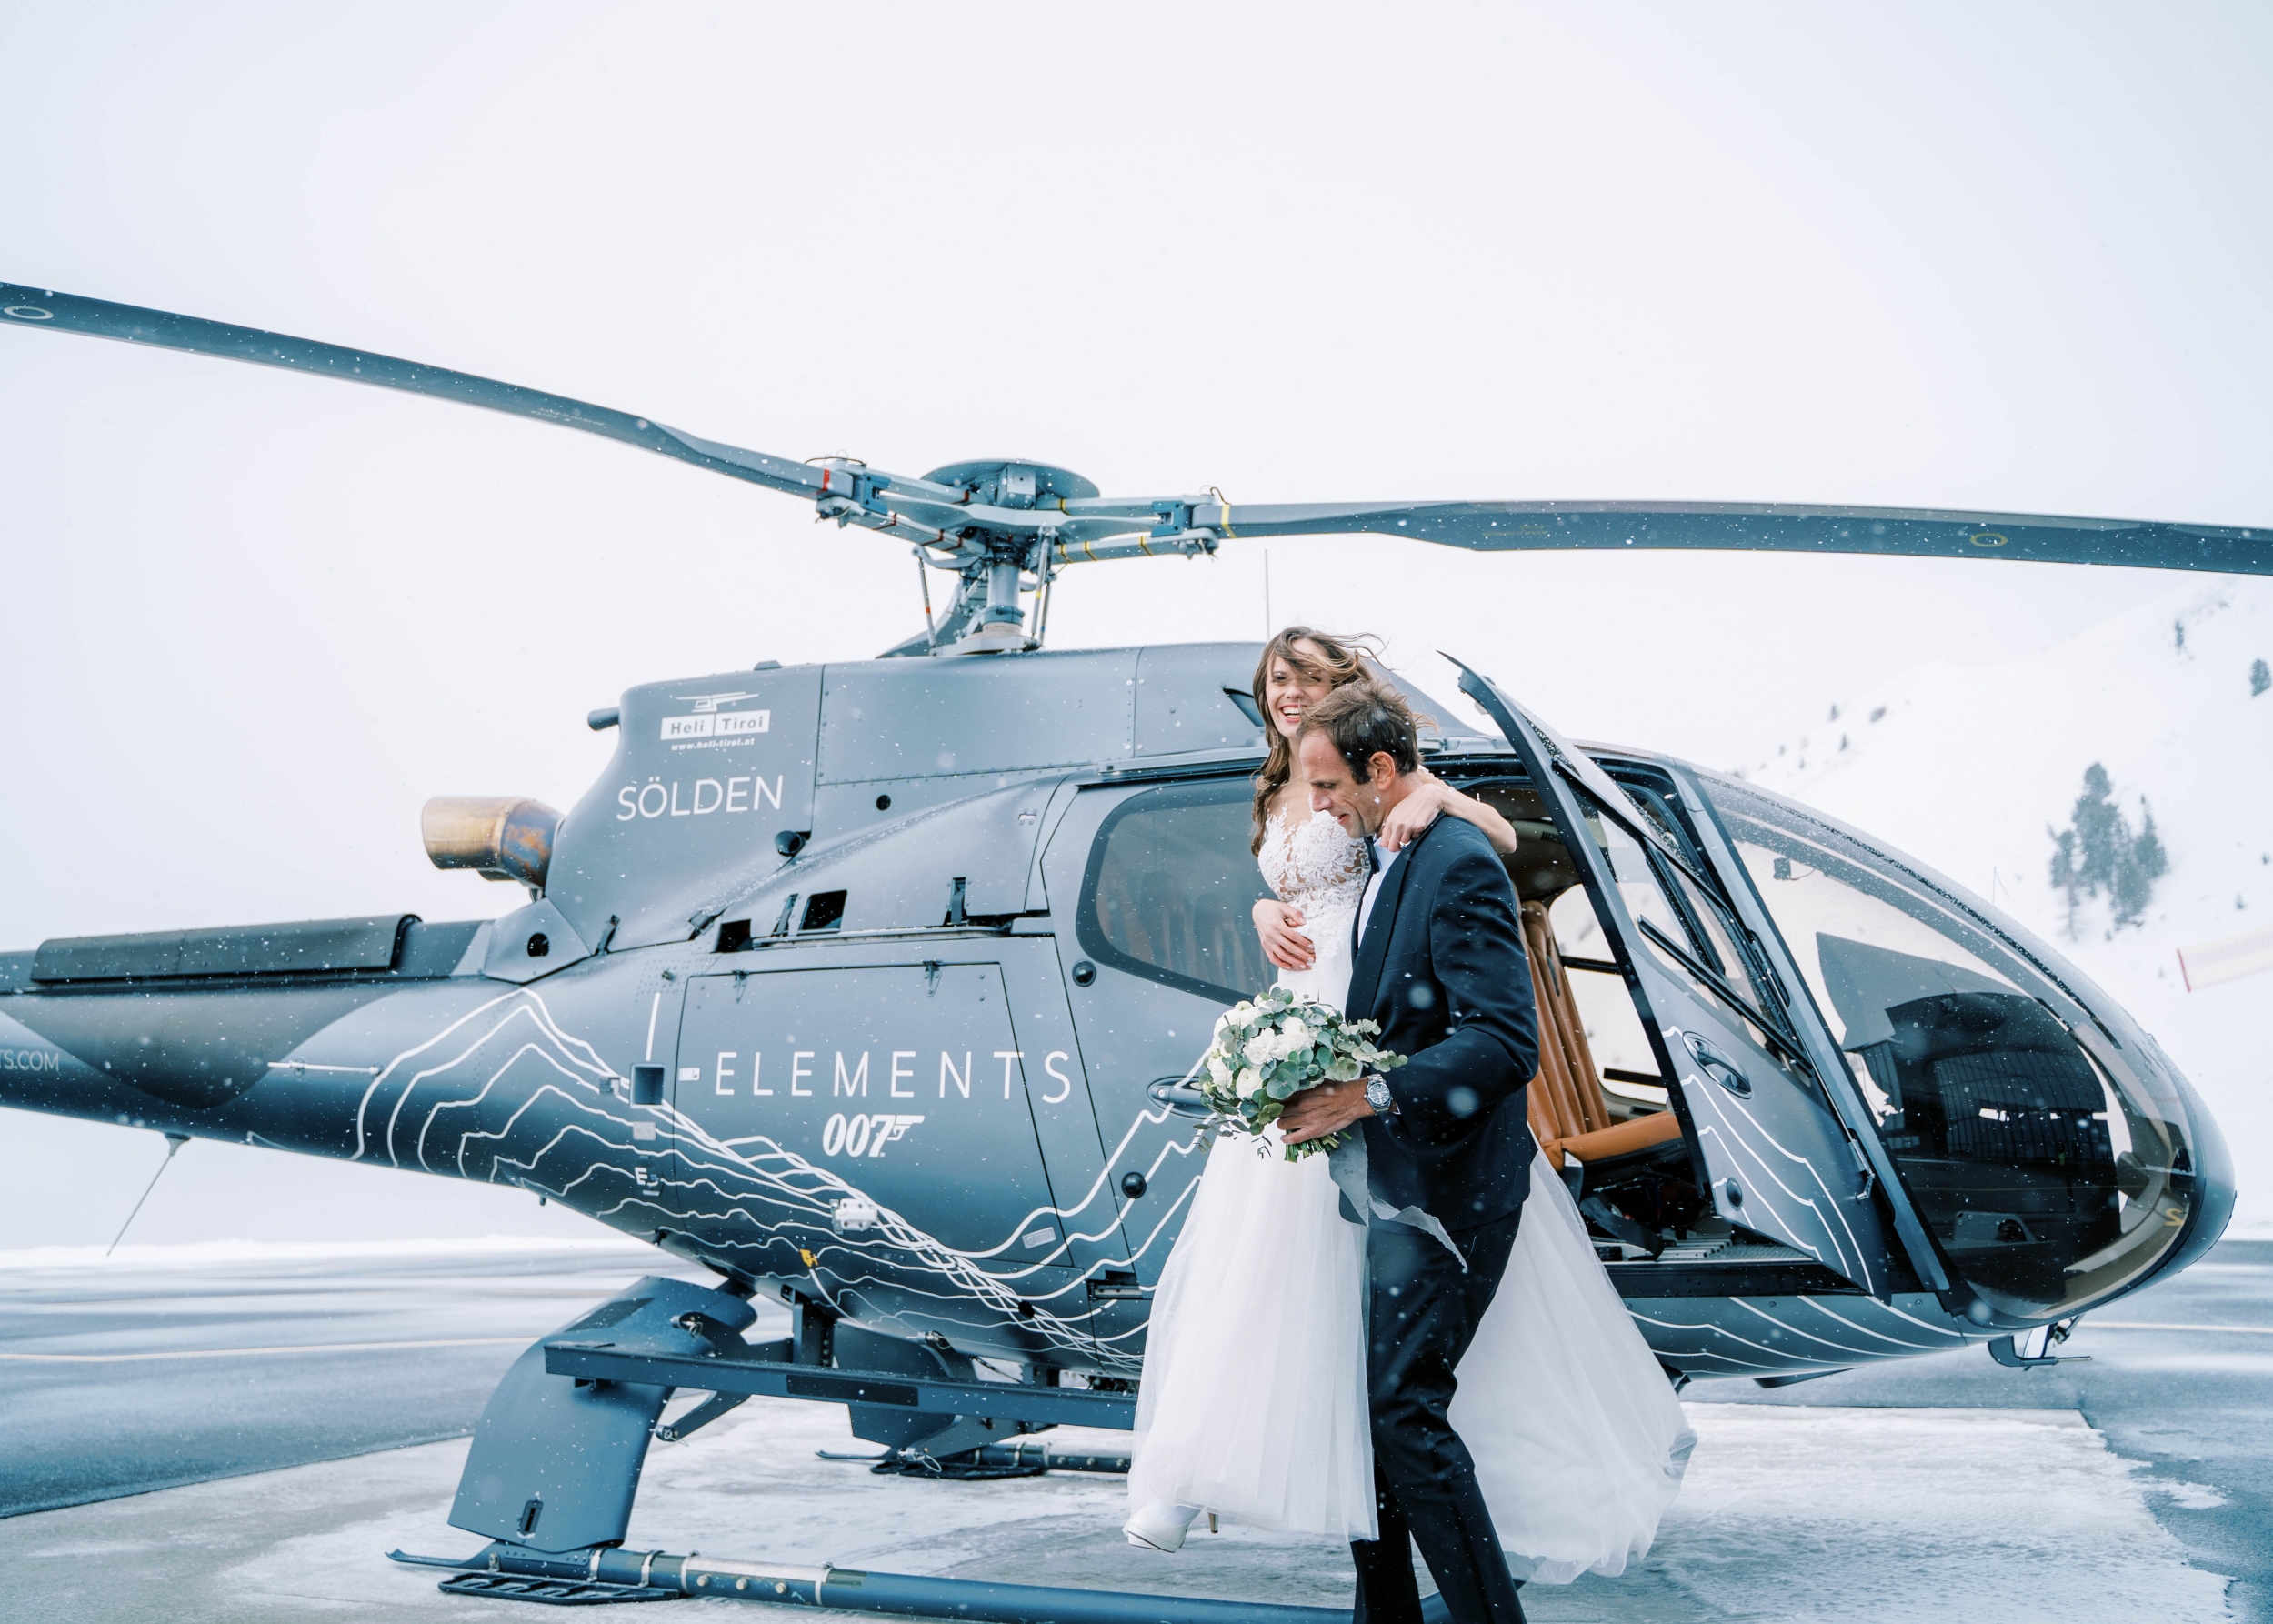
[1196,986,1405,1160]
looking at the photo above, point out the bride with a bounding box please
[1123,627,1695,1586]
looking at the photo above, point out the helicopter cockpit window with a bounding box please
[1701,774,2195,1320]
[1077,779,1276,1003]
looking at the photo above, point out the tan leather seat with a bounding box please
[1518,900,1682,1169]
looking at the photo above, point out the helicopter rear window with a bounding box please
[1077,780,1276,1003]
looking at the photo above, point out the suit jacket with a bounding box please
[1348,811,1539,1230]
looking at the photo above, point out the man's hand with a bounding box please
[1253,899,1316,971]
[1279,1077,1375,1146]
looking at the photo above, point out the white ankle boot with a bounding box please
[1123,1500,1202,1552]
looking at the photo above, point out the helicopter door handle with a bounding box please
[1147,1077,1211,1119]
[1680,1031,1753,1098]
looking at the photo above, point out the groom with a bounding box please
[1279,680,1539,1624]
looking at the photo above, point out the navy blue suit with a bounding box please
[1346,811,1538,1624]
[1347,814,1539,1225]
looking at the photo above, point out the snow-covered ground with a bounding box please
[1731,575,2273,1230]
[0,1397,2232,1623]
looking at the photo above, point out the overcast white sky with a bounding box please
[3,3,2268,1246]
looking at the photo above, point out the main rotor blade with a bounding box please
[14,284,2263,578]
[0,283,829,500]
[1198,499,2271,576]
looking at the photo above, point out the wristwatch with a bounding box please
[1364,1075,1397,1116]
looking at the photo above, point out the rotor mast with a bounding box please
[816,457,1223,657]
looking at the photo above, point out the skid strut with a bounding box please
[390,1542,1440,1621]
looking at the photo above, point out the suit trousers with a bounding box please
[1350,1206,1526,1624]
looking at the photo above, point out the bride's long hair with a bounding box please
[1248,627,1383,854]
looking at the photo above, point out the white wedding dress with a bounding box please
[1127,807,1695,1581]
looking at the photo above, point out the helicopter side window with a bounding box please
[1077,780,1276,1003]
[1701,773,2196,1319]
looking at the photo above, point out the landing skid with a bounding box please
[390,1544,1383,1620]
[409,1277,1457,1621]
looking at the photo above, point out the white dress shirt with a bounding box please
[1357,835,1399,945]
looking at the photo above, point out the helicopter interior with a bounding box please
[1456,778,1707,1258]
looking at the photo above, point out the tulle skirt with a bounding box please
[1128,900,1377,1540]
[1127,1123,1380,1539]
[1451,1151,1697,1582]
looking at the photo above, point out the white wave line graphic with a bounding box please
[352,987,526,1161]
[1712,1087,1874,1290]
[981,1089,1193,1257]
[631,1112,1136,1369]
[416,1041,594,1173]
[364,991,1203,1372]
[365,992,616,1168]
[1121,1168,1204,1271]
[1795,1296,1961,1352]
[1684,1072,1867,1290]
[1625,1309,1792,1369]
[1872,1298,1980,1341]
[1728,1297,1878,1358]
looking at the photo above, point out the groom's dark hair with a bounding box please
[1299,679,1423,778]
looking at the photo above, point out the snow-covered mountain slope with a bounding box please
[1731,576,2273,1230]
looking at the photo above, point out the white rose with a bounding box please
[1275,1018,1310,1058]
[1241,1032,1277,1068]
[1207,1054,1234,1089]
[1235,1067,1263,1098]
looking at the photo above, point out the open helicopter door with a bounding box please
[1450,661,1896,1299]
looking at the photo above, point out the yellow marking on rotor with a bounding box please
[1081,537,1098,563]
[1220,501,1236,538]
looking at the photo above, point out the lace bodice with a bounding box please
[1258,808,1369,921]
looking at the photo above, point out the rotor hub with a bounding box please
[922,459,1099,510]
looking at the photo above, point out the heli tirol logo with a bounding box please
[661,690,771,742]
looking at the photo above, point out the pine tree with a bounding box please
[2048,764,2168,935]
[2048,827,2080,939]
[2070,764,2125,897]
[2112,801,2169,927]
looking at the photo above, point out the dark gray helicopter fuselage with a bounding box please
[0,641,2234,1384]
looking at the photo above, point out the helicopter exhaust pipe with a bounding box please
[421,797,562,888]
[392,1541,1416,1621]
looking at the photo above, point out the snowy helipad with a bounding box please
[0,1398,2230,1623]
[2,1238,2263,1623]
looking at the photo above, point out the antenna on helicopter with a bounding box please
[105,1132,191,1256]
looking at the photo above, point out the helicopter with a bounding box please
[0,282,2257,1605]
